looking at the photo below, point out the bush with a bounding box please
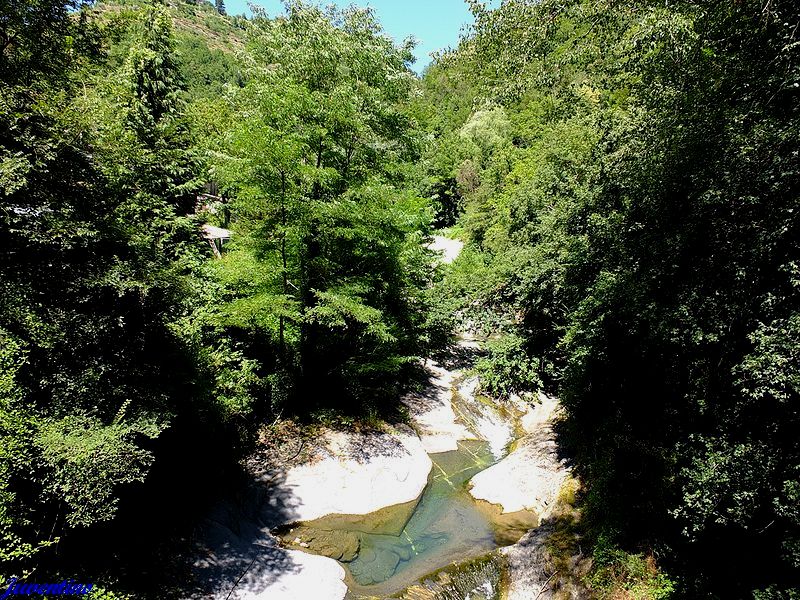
[587,533,676,600]
[475,333,541,398]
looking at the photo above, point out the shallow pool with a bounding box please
[276,438,536,597]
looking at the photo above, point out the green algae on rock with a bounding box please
[276,525,361,562]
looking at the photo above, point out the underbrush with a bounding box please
[474,333,542,399]
[543,478,676,600]
[586,535,676,600]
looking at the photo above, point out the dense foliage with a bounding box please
[1,0,432,594]
[420,0,800,596]
[1,0,199,567]
[2,0,798,597]
[208,2,434,414]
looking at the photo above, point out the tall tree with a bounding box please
[213,1,433,412]
[0,0,202,575]
[124,4,199,212]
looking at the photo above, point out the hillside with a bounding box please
[92,0,246,99]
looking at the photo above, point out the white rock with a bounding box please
[234,549,347,600]
[192,523,347,600]
[456,337,482,350]
[500,526,556,600]
[469,394,567,515]
[275,426,432,522]
[458,376,514,460]
[403,362,475,453]
[474,412,513,460]
[428,235,464,264]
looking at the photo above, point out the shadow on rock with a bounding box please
[341,428,410,462]
[503,516,591,600]
[432,339,484,371]
[190,471,303,599]
[402,367,452,418]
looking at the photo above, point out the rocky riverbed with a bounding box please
[189,237,575,599]
[190,351,572,599]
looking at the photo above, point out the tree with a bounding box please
[124,4,199,212]
[212,1,433,413]
[0,0,202,576]
[423,0,800,595]
[215,0,226,16]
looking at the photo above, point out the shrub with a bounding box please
[475,333,541,398]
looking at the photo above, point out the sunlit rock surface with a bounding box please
[238,549,347,600]
[454,375,515,460]
[273,425,433,522]
[468,393,568,516]
[428,235,464,264]
[403,361,476,453]
[500,524,555,600]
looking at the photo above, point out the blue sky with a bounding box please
[218,0,483,73]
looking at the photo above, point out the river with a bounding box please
[190,236,570,599]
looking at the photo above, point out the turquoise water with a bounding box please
[287,439,503,596]
[348,440,495,588]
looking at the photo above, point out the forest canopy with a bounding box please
[417,0,800,597]
[1,0,798,598]
[0,0,433,592]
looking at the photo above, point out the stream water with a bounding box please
[192,242,552,599]
[347,440,494,591]
[276,437,537,598]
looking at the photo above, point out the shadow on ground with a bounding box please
[432,338,484,371]
[403,339,484,417]
[341,428,410,462]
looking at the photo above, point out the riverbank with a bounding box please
[190,355,576,598]
[469,392,567,517]
[189,236,578,599]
